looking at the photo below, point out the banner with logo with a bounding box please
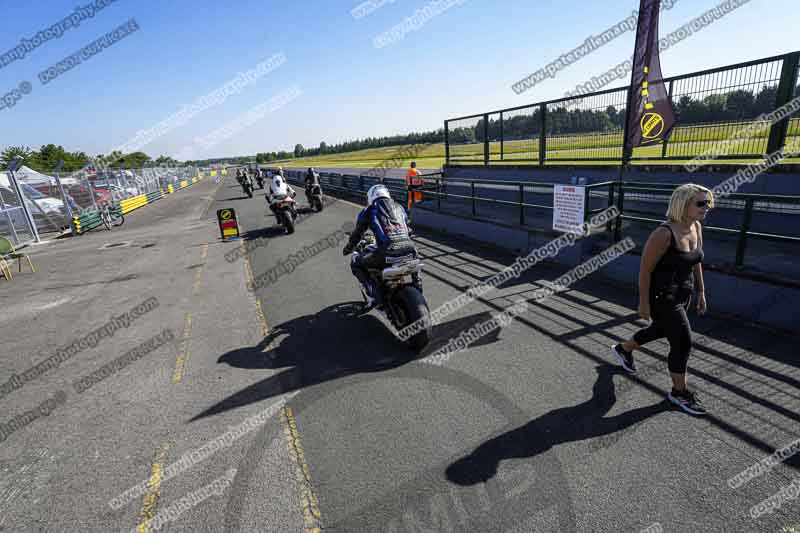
[625,0,676,152]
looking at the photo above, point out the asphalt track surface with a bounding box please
[1,174,799,532]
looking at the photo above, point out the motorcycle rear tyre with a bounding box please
[283,211,295,234]
[395,286,431,352]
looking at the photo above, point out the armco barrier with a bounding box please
[146,190,163,203]
[72,174,208,235]
[120,194,148,214]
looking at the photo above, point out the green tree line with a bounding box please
[0,145,181,173]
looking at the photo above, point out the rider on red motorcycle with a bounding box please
[266,168,297,219]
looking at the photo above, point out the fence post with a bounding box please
[582,185,590,229]
[519,183,525,227]
[614,184,624,243]
[539,104,547,165]
[471,182,476,217]
[766,51,800,154]
[437,178,441,211]
[483,113,490,166]
[444,120,450,166]
[735,197,755,268]
[661,80,675,159]
[606,183,615,234]
[500,112,504,161]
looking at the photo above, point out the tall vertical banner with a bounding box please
[625,0,676,155]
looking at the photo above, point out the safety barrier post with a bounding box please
[735,197,755,268]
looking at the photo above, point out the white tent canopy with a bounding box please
[14,165,53,186]
[14,165,80,186]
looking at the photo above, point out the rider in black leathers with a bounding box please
[343,184,422,308]
[304,167,320,204]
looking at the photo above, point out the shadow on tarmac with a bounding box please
[446,364,671,486]
[221,195,254,201]
[190,302,507,422]
[411,232,800,465]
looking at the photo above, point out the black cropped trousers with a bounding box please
[633,291,693,374]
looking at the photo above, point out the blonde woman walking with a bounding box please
[612,183,713,415]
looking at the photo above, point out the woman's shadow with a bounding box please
[446,364,671,485]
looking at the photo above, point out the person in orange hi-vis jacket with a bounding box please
[405,161,424,209]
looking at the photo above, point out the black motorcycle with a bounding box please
[307,183,324,212]
[241,174,254,198]
[255,172,265,190]
[349,233,431,352]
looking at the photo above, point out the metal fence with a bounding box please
[1,161,198,241]
[416,176,800,284]
[281,168,800,286]
[0,169,38,247]
[445,51,800,165]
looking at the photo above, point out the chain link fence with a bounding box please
[1,162,198,242]
[0,169,37,247]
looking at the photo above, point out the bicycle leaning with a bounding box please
[98,200,124,230]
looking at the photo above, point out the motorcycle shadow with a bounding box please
[414,309,508,359]
[191,304,513,422]
[192,303,413,421]
[240,226,286,240]
[221,196,252,201]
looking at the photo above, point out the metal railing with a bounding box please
[281,168,443,207]
[445,51,800,165]
[289,169,800,284]
[420,177,800,275]
[0,166,37,247]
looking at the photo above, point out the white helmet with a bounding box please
[367,184,391,205]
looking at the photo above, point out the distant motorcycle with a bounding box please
[272,195,298,234]
[349,232,431,351]
[307,183,324,212]
[255,172,265,190]
[241,174,254,198]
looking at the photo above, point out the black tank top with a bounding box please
[650,223,704,300]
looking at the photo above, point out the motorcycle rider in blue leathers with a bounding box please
[343,184,422,309]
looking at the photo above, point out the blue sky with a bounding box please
[0,0,795,162]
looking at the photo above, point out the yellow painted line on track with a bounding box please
[192,268,203,295]
[242,241,270,339]
[171,313,193,384]
[135,442,170,532]
[192,244,209,295]
[202,175,227,218]
[282,407,323,532]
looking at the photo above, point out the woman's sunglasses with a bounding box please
[695,200,711,208]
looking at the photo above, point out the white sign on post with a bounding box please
[553,184,586,234]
